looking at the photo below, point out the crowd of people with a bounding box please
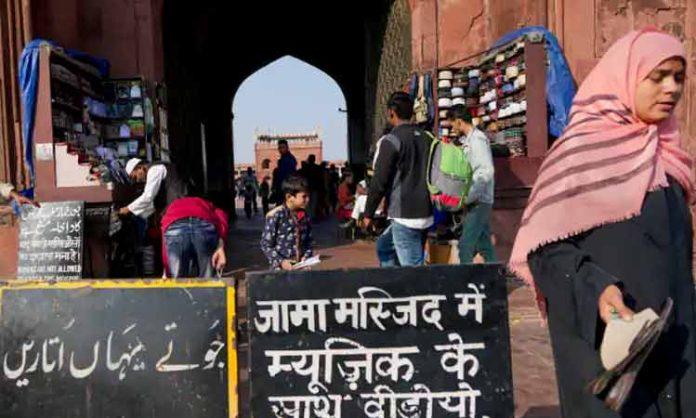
[246,89,498,271]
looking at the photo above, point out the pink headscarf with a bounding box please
[510,28,695,310]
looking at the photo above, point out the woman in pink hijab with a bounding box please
[511,28,695,417]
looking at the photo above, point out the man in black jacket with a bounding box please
[363,92,433,266]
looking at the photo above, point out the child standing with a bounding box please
[260,175,313,270]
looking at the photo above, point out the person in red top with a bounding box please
[161,197,228,277]
[336,172,355,222]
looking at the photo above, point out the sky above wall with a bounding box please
[232,56,348,164]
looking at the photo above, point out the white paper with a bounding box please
[35,144,54,161]
[600,308,658,370]
[292,255,321,270]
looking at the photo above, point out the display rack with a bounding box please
[33,45,160,203]
[435,34,548,196]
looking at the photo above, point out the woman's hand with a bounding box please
[598,284,634,323]
[281,260,295,271]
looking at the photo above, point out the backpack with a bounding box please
[425,132,473,212]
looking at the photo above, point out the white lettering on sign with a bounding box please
[268,382,344,418]
[265,337,418,389]
[361,383,484,418]
[255,275,505,418]
[255,299,330,334]
[434,333,485,381]
[1,322,226,388]
[254,287,447,335]
[455,284,487,324]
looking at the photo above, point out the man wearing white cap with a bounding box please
[118,158,168,218]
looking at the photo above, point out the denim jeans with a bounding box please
[459,203,497,263]
[164,217,219,278]
[376,222,427,267]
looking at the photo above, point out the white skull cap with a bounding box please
[125,158,142,175]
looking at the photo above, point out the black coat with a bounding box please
[529,179,696,417]
[365,124,433,220]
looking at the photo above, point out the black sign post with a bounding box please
[247,264,514,418]
[0,279,237,418]
[16,201,85,280]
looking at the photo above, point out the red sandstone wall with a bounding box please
[409,0,696,261]
[0,221,18,278]
[28,0,695,162]
[410,0,696,166]
[572,0,696,162]
[254,143,323,183]
[31,0,164,80]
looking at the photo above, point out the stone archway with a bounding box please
[368,0,413,142]
[161,0,412,208]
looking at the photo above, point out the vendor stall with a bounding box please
[24,42,165,277]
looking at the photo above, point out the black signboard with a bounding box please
[83,204,113,278]
[247,264,513,418]
[17,201,85,280]
[0,280,236,418]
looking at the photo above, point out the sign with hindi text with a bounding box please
[247,264,513,418]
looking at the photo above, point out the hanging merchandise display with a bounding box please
[408,72,435,126]
[413,75,429,124]
[435,33,547,158]
[492,26,576,138]
[131,104,144,118]
[27,43,165,203]
[130,82,142,99]
[438,97,453,108]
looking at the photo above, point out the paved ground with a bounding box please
[228,210,561,418]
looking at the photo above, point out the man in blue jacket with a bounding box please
[273,139,297,205]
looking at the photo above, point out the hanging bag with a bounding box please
[413,74,429,124]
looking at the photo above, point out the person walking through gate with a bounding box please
[448,105,497,263]
[299,154,323,219]
[510,28,696,418]
[241,167,259,214]
[273,139,298,205]
[259,176,271,215]
[328,163,340,212]
[363,91,433,266]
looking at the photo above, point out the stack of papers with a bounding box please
[291,255,321,270]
